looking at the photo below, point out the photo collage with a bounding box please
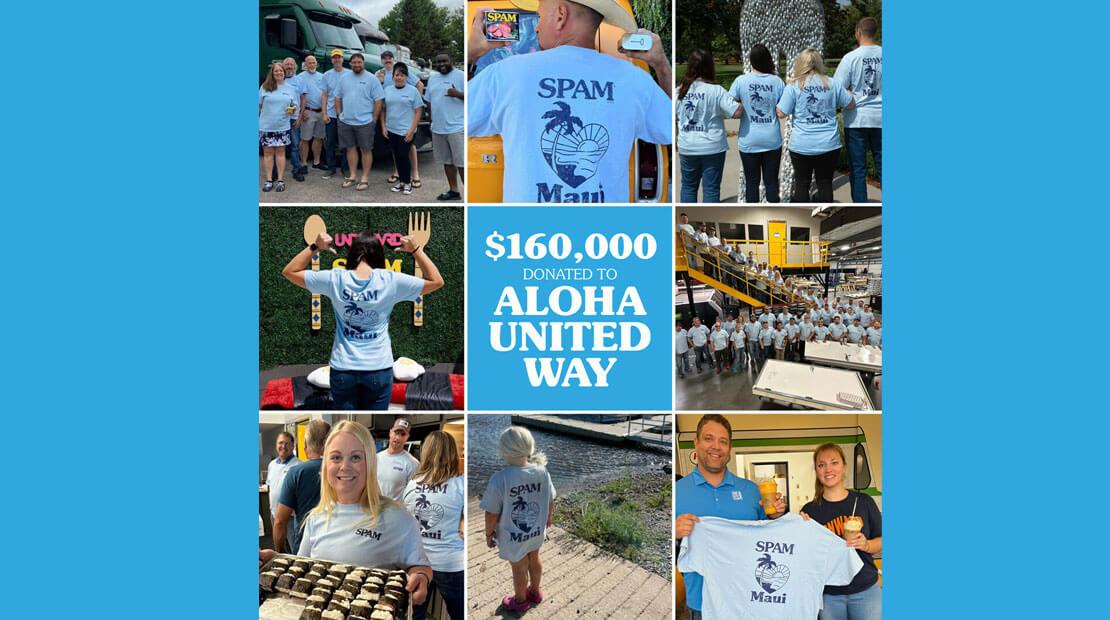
[258,1,883,619]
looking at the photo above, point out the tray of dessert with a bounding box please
[260,554,410,620]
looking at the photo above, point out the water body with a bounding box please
[467,414,667,498]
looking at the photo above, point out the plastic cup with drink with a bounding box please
[758,478,779,516]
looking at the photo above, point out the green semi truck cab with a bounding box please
[260,0,364,81]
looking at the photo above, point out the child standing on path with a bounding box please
[480,426,556,613]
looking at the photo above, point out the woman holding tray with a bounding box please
[282,231,444,410]
[261,420,433,605]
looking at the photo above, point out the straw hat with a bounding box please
[511,0,638,34]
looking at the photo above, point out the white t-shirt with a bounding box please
[377,449,420,502]
[468,45,672,203]
[676,79,740,156]
[402,475,466,572]
[479,464,556,562]
[266,456,302,517]
[677,514,863,619]
[297,503,430,569]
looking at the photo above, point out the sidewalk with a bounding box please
[467,499,672,619]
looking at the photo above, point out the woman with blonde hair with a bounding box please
[801,443,883,620]
[259,62,300,193]
[776,48,856,202]
[260,420,433,605]
[480,426,556,613]
[402,430,465,619]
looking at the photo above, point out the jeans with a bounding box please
[748,341,761,369]
[412,570,465,620]
[676,352,689,377]
[790,148,840,202]
[739,148,782,202]
[324,117,349,175]
[688,609,702,620]
[819,581,882,620]
[388,132,413,184]
[289,120,303,174]
[693,344,711,371]
[845,128,881,202]
[733,346,747,370]
[680,151,727,203]
[330,367,393,410]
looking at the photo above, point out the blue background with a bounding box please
[468,207,672,410]
[4,1,1109,617]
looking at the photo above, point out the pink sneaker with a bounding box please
[527,587,544,604]
[501,595,531,612]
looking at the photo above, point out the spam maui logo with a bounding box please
[538,78,615,102]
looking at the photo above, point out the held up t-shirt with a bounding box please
[468,45,672,203]
[777,77,853,155]
[728,72,785,153]
[478,465,556,562]
[377,449,420,502]
[304,269,425,371]
[677,514,863,619]
[676,80,740,156]
[297,503,430,568]
[425,68,465,134]
[834,45,882,128]
[402,475,466,572]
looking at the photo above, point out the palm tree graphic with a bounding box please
[542,102,583,136]
[512,496,529,511]
[415,494,430,510]
[757,553,776,571]
[344,302,364,316]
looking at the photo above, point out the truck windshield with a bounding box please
[307,13,362,50]
[363,42,383,55]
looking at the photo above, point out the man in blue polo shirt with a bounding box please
[676,414,785,620]
[273,419,330,554]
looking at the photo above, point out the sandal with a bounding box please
[356,181,369,191]
[526,587,544,604]
[501,595,530,612]
[412,178,423,188]
[262,180,273,192]
[275,180,285,192]
[342,177,357,188]
[387,174,399,184]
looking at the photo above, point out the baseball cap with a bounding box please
[329,49,344,57]
[390,418,411,432]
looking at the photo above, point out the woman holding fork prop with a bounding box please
[282,217,444,410]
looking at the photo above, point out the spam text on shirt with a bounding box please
[746,83,777,124]
[751,540,794,604]
[355,527,383,540]
[534,78,616,203]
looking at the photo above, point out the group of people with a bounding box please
[281,229,444,410]
[259,49,465,199]
[263,417,465,619]
[676,299,881,378]
[676,415,882,620]
[676,16,882,203]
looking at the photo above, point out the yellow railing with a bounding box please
[676,232,798,308]
[722,238,830,268]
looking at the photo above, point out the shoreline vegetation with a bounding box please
[554,468,672,578]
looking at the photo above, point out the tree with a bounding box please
[379,0,459,63]
[632,0,672,60]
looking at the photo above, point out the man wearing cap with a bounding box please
[282,58,308,182]
[377,417,420,502]
[467,0,672,203]
[378,50,426,189]
[333,53,385,191]
[321,49,351,180]
[298,55,327,171]
[426,52,466,201]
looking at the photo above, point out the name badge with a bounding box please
[732,491,744,501]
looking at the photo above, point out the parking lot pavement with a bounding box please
[258,150,462,203]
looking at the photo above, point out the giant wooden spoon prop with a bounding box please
[303,215,327,332]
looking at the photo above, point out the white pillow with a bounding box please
[306,365,331,389]
[393,357,426,382]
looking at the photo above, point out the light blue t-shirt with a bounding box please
[299,70,327,109]
[676,79,740,156]
[304,268,426,371]
[689,324,710,347]
[729,72,785,153]
[759,326,774,347]
[297,503,430,569]
[674,468,766,612]
[322,68,347,117]
[730,329,745,348]
[677,514,863,618]
[425,68,465,135]
[383,83,424,135]
[800,322,814,341]
[743,321,762,342]
[380,66,420,87]
[847,324,865,343]
[675,329,690,354]
[777,77,853,155]
[259,83,300,132]
[815,325,831,341]
[772,328,787,349]
[859,311,875,327]
[829,322,847,340]
[479,464,556,562]
[711,328,729,350]
[866,326,882,346]
[722,319,736,335]
[402,475,465,573]
[468,45,672,203]
[335,69,386,126]
[834,45,882,128]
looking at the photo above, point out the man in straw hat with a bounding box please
[467,0,672,203]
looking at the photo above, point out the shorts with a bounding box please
[432,131,464,166]
[301,109,326,140]
[259,130,290,148]
[338,121,374,151]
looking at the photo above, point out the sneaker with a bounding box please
[437,190,461,201]
[390,183,403,193]
[293,171,305,182]
[322,170,336,179]
[312,162,328,170]
[262,180,273,192]
[501,595,530,613]
[275,180,285,192]
[402,183,413,195]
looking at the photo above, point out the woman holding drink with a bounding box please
[801,443,883,620]
[259,62,301,192]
